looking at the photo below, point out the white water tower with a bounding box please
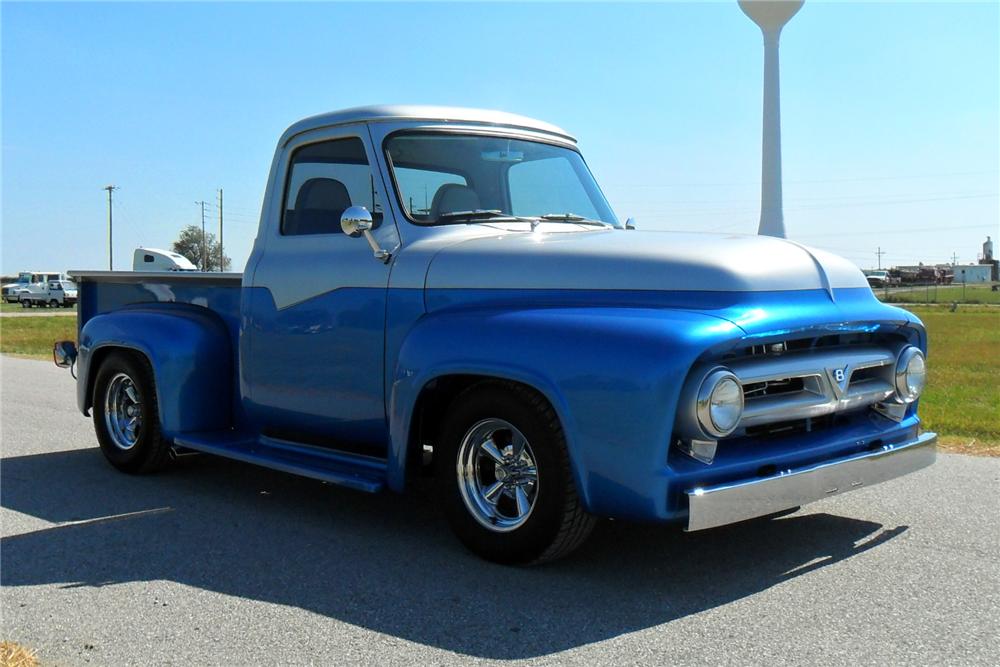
[739,0,805,238]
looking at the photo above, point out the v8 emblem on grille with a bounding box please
[828,365,851,397]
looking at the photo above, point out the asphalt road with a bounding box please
[2,356,998,666]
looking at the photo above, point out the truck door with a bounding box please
[246,128,399,452]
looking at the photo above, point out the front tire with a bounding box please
[92,351,172,474]
[435,382,595,564]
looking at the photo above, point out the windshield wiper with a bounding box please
[435,210,537,225]
[435,209,612,229]
[539,213,612,228]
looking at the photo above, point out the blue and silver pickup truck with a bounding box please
[56,106,935,564]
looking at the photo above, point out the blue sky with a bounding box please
[3,1,998,273]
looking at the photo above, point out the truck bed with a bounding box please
[69,271,243,336]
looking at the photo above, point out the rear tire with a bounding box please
[92,351,172,474]
[435,381,595,565]
[48,299,58,308]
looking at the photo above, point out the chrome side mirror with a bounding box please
[340,206,391,263]
[625,217,637,230]
[53,340,77,375]
[340,206,373,236]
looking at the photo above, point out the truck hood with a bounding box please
[424,229,869,293]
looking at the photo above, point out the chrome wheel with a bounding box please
[104,372,142,451]
[457,418,539,532]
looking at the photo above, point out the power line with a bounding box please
[626,192,998,218]
[604,169,1000,190]
[797,223,994,238]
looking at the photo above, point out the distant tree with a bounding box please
[172,225,231,271]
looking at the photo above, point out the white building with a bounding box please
[953,264,992,284]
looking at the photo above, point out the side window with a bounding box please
[282,137,382,236]
[508,157,600,220]
[394,167,467,220]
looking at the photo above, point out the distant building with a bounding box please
[953,264,992,284]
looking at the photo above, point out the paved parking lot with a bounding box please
[2,355,998,665]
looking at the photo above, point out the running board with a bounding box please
[173,431,387,493]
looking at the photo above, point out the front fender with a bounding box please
[388,306,739,520]
[78,304,233,440]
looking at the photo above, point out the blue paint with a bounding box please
[78,303,235,439]
[75,278,928,521]
[66,113,932,529]
[240,286,389,448]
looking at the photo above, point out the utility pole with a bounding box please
[195,200,208,270]
[104,185,118,270]
[875,246,886,270]
[950,252,959,266]
[217,188,224,272]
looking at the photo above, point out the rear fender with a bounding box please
[78,304,233,440]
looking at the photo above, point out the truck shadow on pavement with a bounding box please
[2,447,908,660]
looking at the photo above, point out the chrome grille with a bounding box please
[729,344,898,429]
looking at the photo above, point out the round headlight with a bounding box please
[697,369,744,438]
[895,346,926,404]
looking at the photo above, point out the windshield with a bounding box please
[17,272,31,284]
[385,132,617,226]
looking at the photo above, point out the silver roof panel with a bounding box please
[279,105,575,145]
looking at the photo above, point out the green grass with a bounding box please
[2,308,997,454]
[0,315,77,357]
[877,283,1000,305]
[0,301,76,313]
[907,306,1000,454]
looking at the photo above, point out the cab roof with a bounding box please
[279,105,575,146]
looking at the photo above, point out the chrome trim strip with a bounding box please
[739,380,895,426]
[69,271,243,283]
[685,432,936,531]
[728,344,896,385]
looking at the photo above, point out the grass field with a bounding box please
[2,308,997,454]
[908,305,1000,455]
[0,315,77,358]
[877,283,1000,305]
[0,301,76,313]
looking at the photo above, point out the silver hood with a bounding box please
[425,229,869,293]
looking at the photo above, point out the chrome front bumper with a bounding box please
[685,432,937,531]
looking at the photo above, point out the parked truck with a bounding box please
[18,279,78,308]
[3,271,67,303]
[132,247,198,272]
[55,106,935,564]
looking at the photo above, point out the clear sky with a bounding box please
[3,1,998,274]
